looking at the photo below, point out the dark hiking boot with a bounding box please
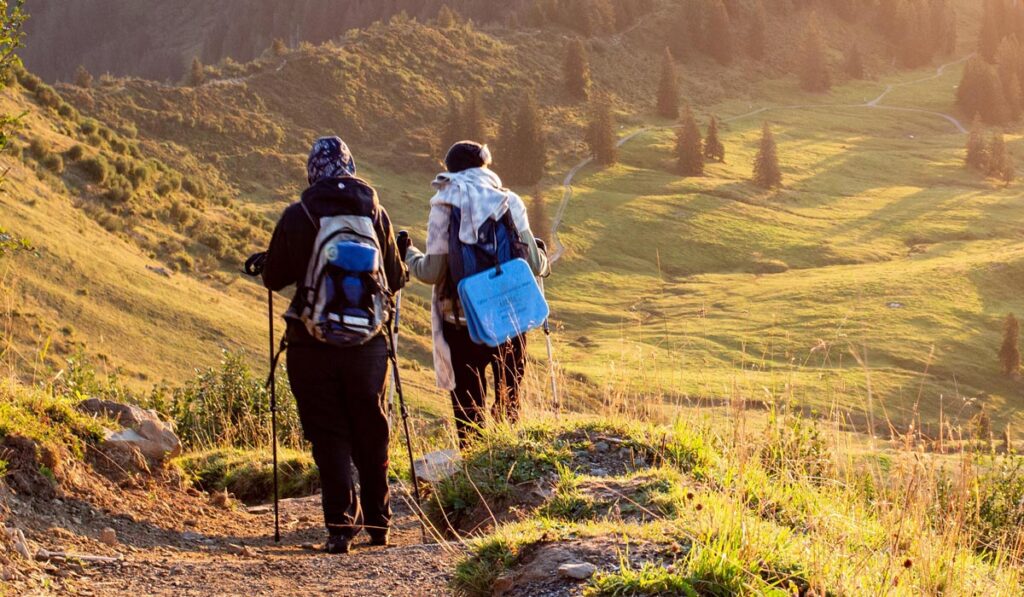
[368,531,390,547]
[325,535,352,555]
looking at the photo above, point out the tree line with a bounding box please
[956,0,1024,125]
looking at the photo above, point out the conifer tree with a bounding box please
[965,115,989,170]
[528,188,551,244]
[979,0,1002,63]
[707,0,734,65]
[271,38,288,57]
[188,57,205,87]
[748,0,767,61]
[1000,313,1021,376]
[843,44,865,80]
[753,122,782,189]
[436,5,458,28]
[74,65,93,89]
[440,95,463,152]
[510,92,547,185]
[564,38,592,102]
[462,89,487,142]
[656,48,680,120]
[704,115,725,163]
[996,37,1023,120]
[587,94,617,166]
[799,14,831,93]
[676,106,704,176]
[494,109,518,179]
[957,58,1009,124]
[988,132,1009,178]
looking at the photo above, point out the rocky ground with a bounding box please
[4,480,458,596]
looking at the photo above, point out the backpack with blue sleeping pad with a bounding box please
[289,206,392,348]
[445,207,549,347]
[444,207,529,313]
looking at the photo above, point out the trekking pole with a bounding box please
[539,277,560,413]
[267,289,281,544]
[244,252,281,544]
[392,232,425,517]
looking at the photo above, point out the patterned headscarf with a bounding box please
[307,136,357,185]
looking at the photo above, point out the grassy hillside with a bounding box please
[549,2,1024,433]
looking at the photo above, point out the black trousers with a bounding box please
[442,323,527,447]
[286,335,390,539]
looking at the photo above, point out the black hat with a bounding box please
[444,141,492,173]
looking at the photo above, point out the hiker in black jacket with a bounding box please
[262,136,406,554]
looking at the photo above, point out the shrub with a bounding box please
[41,154,64,174]
[182,176,206,198]
[199,232,226,254]
[110,139,128,155]
[103,174,134,202]
[80,120,98,135]
[65,144,85,161]
[78,155,110,183]
[155,181,174,196]
[57,103,75,120]
[171,250,195,272]
[85,133,104,147]
[27,138,49,160]
[15,68,41,92]
[128,165,151,189]
[97,126,113,142]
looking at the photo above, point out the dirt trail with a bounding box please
[9,481,456,596]
[549,55,973,263]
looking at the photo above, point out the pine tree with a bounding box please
[440,95,465,153]
[957,58,1009,124]
[436,5,458,28]
[707,0,734,65]
[494,109,518,180]
[979,0,1002,63]
[799,14,831,93]
[753,122,782,189]
[462,89,487,142]
[564,38,592,102]
[988,132,1009,178]
[1000,313,1021,376]
[656,48,680,120]
[996,37,1023,120]
[965,115,989,170]
[676,106,704,176]
[510,92,547,185]
[843,44,865,80]
[748,0,767,61]
[528,188,551,244]
[704,115,725,162]
[587,94,617,166]
[188,57,205,87]
[74,65,93,89]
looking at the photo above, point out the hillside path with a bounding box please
[549,55,972,263]
[46,486,459,596]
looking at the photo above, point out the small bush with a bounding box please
[57,103,76,120]
[78,155,110,183]
[15,68,41,92]
[65,144,85,161]
[41,154,64,174]
[128,165,151,189]
[104,175,133,203]
[34,85,62,109]
[97,126,113,142]
[155,181,174,196]
[80,120,98,136]
[113,156,130,176]
[110,139,128,155]
[85,133,104,147]
[27,138,49,160]
[182,176,206,198]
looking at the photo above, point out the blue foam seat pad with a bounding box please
[328,241,378,273]
[457,258,549,347]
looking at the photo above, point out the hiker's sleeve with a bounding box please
[406,248,447,285]
[376,206,407,293]
[520,229,550,278]
[262,209,302,291]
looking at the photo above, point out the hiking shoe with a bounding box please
[368,532,390,547]
[325,535,352,555]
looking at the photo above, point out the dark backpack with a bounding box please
[444,207,529,307]
[291,204,392,347]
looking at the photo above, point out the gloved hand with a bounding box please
[244,252,267,277]
[397,230,411,261]
[535,238,547,252]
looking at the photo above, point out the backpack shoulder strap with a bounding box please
[299,200,320,232]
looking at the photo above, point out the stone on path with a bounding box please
[558,562,597,580]
[78,399,182,462]
[99,528,118,546]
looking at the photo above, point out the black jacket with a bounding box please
[262,176,407,345]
